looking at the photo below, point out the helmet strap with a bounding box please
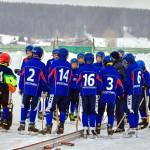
[106,63,113,66]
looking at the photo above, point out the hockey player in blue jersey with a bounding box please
[15,45,33,120]
[137,60,150,129]
[96,56,123,136]
[76,53,103,138]
[46,49,59,75]
[14,45,33,75]
[93,51,105,72]
[37,49,59,120]
[77,53,85,68]
[123,53,143,137]
[68,58,80,121]
[74,53,85,118]
[39,48,72,135]
[117,49,125,57]
[18,46,48,133]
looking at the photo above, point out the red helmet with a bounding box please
[0,53,10,65]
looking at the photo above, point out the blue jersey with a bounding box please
[143,69,150,96]
[100,65,123,104]
[20,57,32,75]
[76,64,103,96]
[124,62,143,95]
[93,62,103,73]
[48,59,72,96]
[46,58,54,75]
[79,63,85,68]
[69,68,79,90]
[19,57,48,97]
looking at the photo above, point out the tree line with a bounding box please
[0,2,150,39]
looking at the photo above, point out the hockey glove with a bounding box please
[19,89,23,95]
[14,69,20,75]
[117,96,123,101]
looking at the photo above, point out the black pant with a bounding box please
[22,94,39,110]
[0,88,9,109]
[116,98,125,129]
[46,95,69,113]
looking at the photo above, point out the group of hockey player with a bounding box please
[0,45,150,139]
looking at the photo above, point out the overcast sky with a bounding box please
[0,0,150,10]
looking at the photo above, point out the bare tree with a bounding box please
[103,29,119,47]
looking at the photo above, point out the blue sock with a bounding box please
[128,114,135,128]
[140,112,147,118]
[108,116,114,128]
[135,114,139,128]
[45,99,48,109]
[90,114,96,127]
[75,104,78,111]
[70,104,75,113]
[82,114,88,127]
[2,108,9,120]
[46,113,53,126]
[29,109,37,124]
[60,113,66,123]
[21,108,28,123]
[96,114,103,124]
[38,101,41,112]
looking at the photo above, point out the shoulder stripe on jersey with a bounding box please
[96,74,102,82]
[20,68,25,75]
[68,71,73,83]
[48,68,56,79]
[116,78,123,89]
[40,71,46,83]
[76,74,82,84]
[132,71,134,85]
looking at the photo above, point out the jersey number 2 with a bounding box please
[27,68,35,82]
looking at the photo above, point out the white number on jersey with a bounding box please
[59,68,70,82]
[137,71,142,84]
[0,71,3,82]
[83,74,95,86]
[106,77,113,90]
[27,68,35,82]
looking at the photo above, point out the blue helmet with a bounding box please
[25,45,33,53]
[70,58,78,64]
[32,46,44,58]
[0,52,3,55]
[117,49,125,56]
[52,49,59,55]
[77,53,84,59]
[137,60,145,70]
[96,51,105,58]
[84,53,94,64]
[123,53,135,65]
[58,48,68,59]
[103,56,113,66]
